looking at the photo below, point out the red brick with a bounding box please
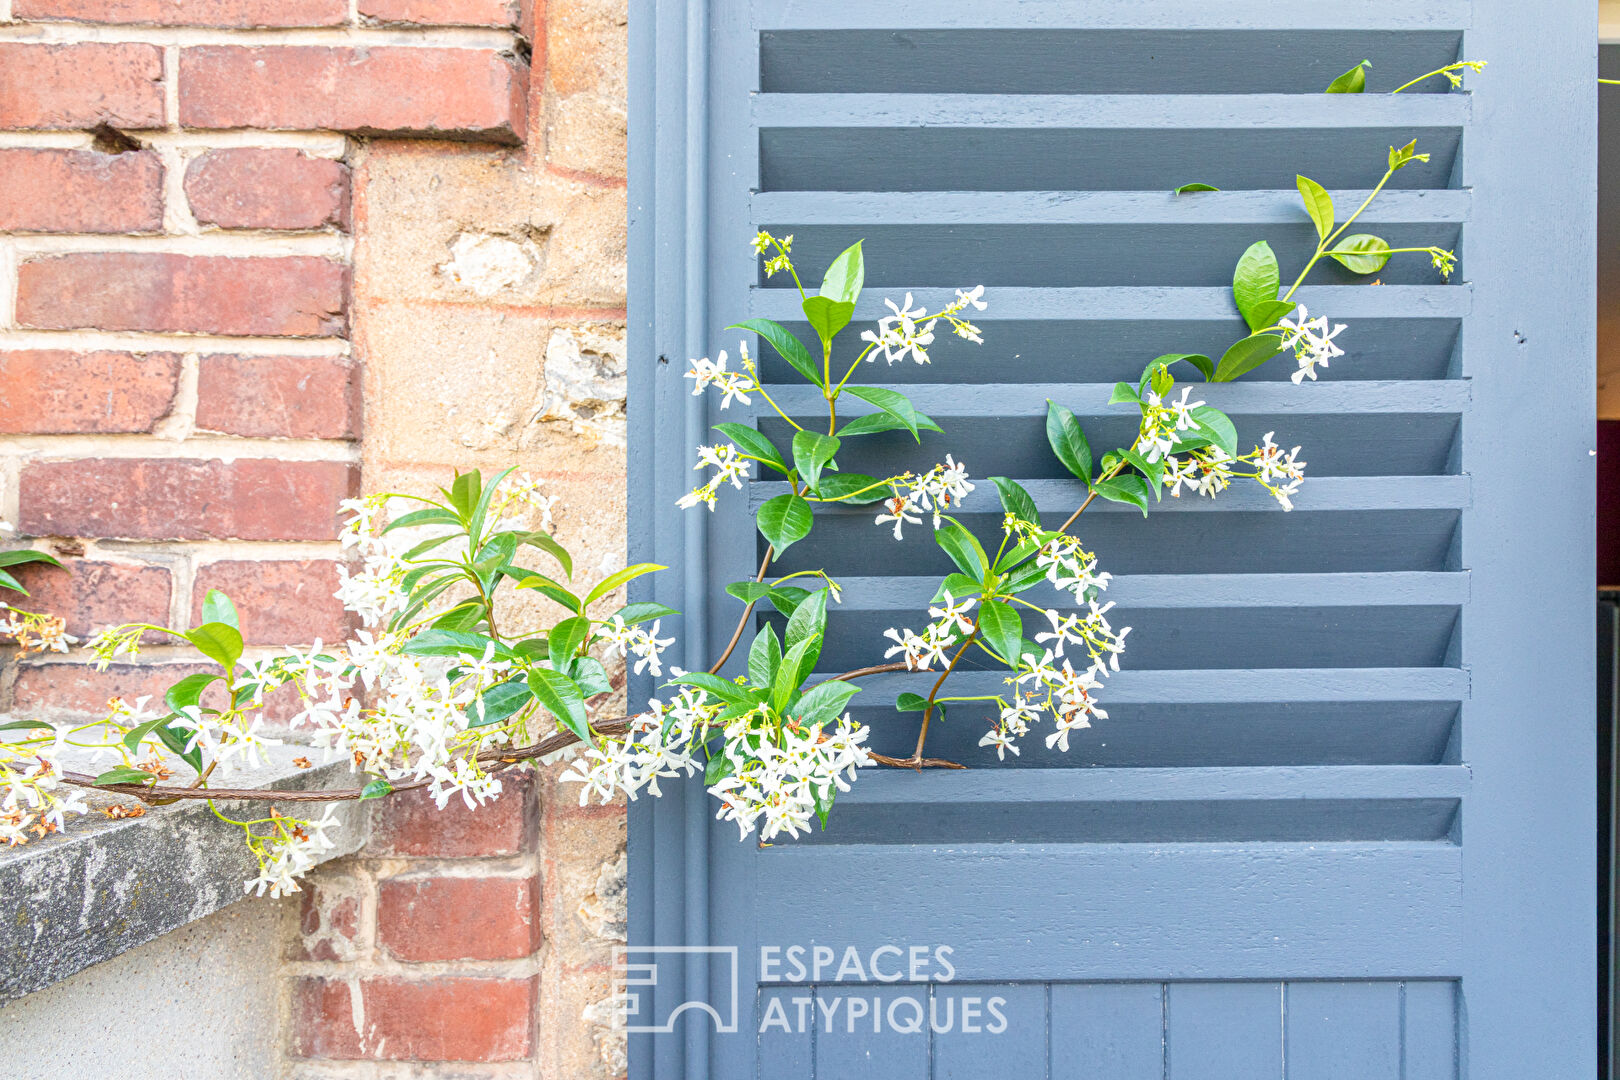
[18,458,358,541]
[14,0,346,26]
[15,254,347,337]
[179,46,527,143]
[292,884,361,961]
[9,561,171,640]
[11,661,307,723]
[0,44,165,130]
[0,350,179,434]
[377,875,539,962]
[190,560,351,645]
[185,149,350,231]
[195,354,358,439]
[0,149,163,233]
[289,976,537,1061]
[359,0,518,27]
[371,769,536,857]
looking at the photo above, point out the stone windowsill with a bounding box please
[0,744,367,1002]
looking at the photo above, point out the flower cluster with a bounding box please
[1276,304,1347,384]
[677,442,750,511]
[860,286,987,365]
[600,616,676,677]
[685,345,756,410]
[1,604,74,655]
[753,230,796,278]
[239,807,341,897]
[874,457,975,539]
[0,744,87,847]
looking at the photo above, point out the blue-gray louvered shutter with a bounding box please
[628,3,1595,1077]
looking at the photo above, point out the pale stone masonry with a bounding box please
[0,0,629,1076]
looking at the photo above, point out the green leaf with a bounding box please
[728,318,822,387]
[756,493,814,555]
[516,573,584,613]
[184,621,243,671]
[1212,332,1286,382]
[93,766,156,787]
[773,637,818,712]
[0,718,55,733]
[612,602,679,626]
[818,239,865,304]
[714,422,789,475]
[1232,240,1281,332]
[990,476,1041,526]
[165,672,221,713]
[802,295,855,345]
[813,473,887,504]
[813,784,834,829]
[1045,400,1094,484]
[725,581,774,606]
[0,568,23,594]
[1325,59,1370,94]
[467,678,533,727]
[1173,182,1220,194]
[446,470,482,520]
[1189,405,1238,457]
[790,679,861,729]
[748,625,782,688]
[895,692,930,713]
[843,386,921,441]
[791,431,840,493]
[403,629,507,660]
[1296,175,1335,239]
[1328,233,1393,275]
[766,586,812,616]
[976,599,1023,664]
[570,656,613,698]
[1092,475,1152,515]
[934,518,988,580]
[584,562,665,609]
[431,603,485,631]
[516,531,572,579]
[0,550,60,586]
[549,616,591,667]
[705,752,734,786]
[784,587,831,673]
[1120,449,1165,498]
[1388,139,1429,173]
[836,411,944,437]
[1244,299,1298,332]
[1146,353,1215,382]
[527,668,592,744]
[676,671,757,708]
[931,572,985,603]
[359,778,393,801]
[1000,557,1050,595]
[468,465,516,541]
[153,721,203,774]
[1109,381,1143,405]
[383,506,461,533]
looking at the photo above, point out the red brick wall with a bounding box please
[0,2,633,1076]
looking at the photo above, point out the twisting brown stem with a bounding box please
[708,546,774,674]
[826,661,909,683]
[913,631,976,765]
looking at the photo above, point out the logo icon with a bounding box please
[613,945,740,1034]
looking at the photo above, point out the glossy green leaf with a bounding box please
[1233,240,1281,331]
[748,625,782,688]
[704,752,734,786]
[1296,174,1335,239]
[1173,182,1220,193]
[784,587,830,673]
[185,621,243,671]
[676,671,757,708]
[756,493,814,555]
[802,294,855,345]
[766,586,812,617]
[383,506,461,533]
[791,431,840,494]
[1189,405,1239,458]
[0,569,23,594]
[0,718,55,733]
[931,572,985,603]
[1213,333,1286,382]
[818,239,865,304]
[934,518,989,580]
[790,679,861,729]
[1045,400,1094,483]
[813,473,887,504]
[153,720,203,774]
[446,470,481,519]
[1244,299,1298,332]
[1145,352,1215,382]
[549,616,591,667]
[895,692,930,713]
[844,385,921,440]
[584,562,665,609]
[1091,474,1153,515]
[728,318,822,387]
[990,476,1041,526]
[403,629,506,659]
[1325,59,1370,93]
[527,668,592,744]
[612,602,679,626]
[93,766,156,786]
[359,778,393,801]
[1328,233,1393,275]
[468,465,516,541]
[516,573,584,613]
[714,422,789,475]
[1119,449,1165,498]
[836,411,944,437]
[772,637,817,712]
[976,599,1023,664]
[516,530,572,579]
[121,718,169,753]
[467,678,533,727]
[165,672,221,713]
[725,581,774,605]
[571,656,613,698]
[1109,381,1143,405]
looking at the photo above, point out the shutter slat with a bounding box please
[754,93,1469,129]
[859,667,1468,703]
[754,2,1470,32]
[753,188,1470,225]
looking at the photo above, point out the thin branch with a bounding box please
[708,546,774,674]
